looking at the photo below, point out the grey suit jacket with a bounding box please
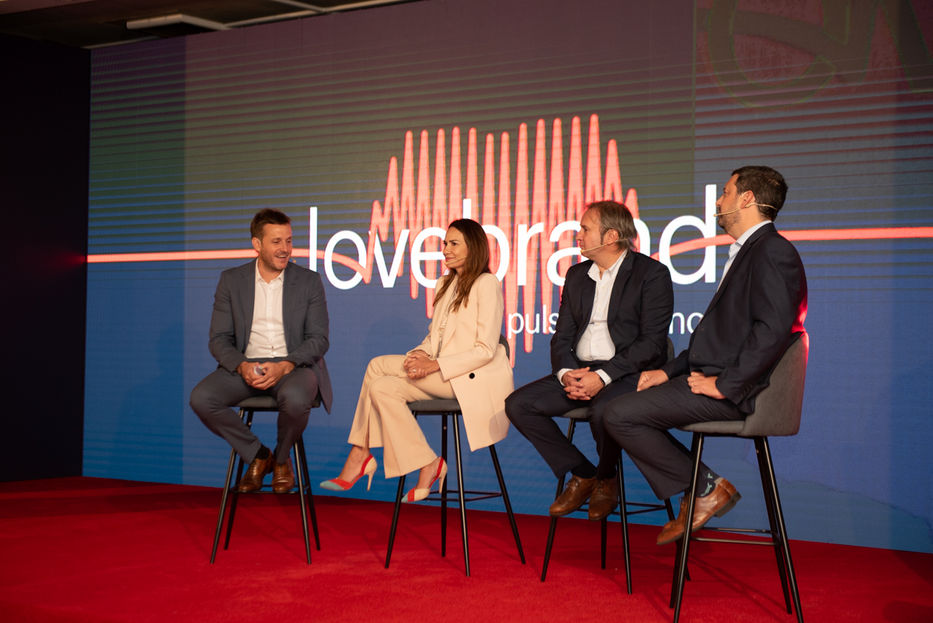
[208,259,333,412]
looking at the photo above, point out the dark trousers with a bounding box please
[602,375,745,501]
[190,364,319,464]
[505,373,638,479]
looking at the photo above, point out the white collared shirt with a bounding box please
[720,220,770,286]
[559,251,626,387]
[244,263,288,359]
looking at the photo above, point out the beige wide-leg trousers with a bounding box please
[347,354,456,478]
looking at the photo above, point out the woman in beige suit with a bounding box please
[321,219,513,502]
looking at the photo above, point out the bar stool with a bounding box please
[384,405,525,576]
[540,407,675,592]
[210,395,321,564]
[671,332,808,623]
[384,338,525,576]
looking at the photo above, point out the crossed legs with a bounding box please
[602,375,745,542]
[333,355,454,492]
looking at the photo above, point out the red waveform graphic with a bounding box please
[85,112,933,363]
[363,114,640,359]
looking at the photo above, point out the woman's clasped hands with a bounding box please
[403,349,440,380]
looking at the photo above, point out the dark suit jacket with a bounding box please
[551,251,674,383]
[662,222,807,413]
[208,259,334,412]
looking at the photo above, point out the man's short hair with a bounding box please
[586,200,637,250]
[250,208,291,239]
[732,166,787,221]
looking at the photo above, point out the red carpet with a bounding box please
[0,477,930,622]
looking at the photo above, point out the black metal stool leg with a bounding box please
[759,438,805,623]
[452,415,470,576]
[662,496,689,583]
[540,464,564,582]
[292,440,312,565]
[600,518,608,568]
[385,474,407,568]
[617,459,632,594]
[541,419,575,581]
[671,433,704,620]
[222,409,254,551]
[210,447,238,563]
[755,437,792,611]
[223,459,245,550]
[440,414,449,558]
[296,437,320,550]
[488,444,525,563]
[541,517,559,581]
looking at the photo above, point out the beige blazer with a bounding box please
[409,272,513,451]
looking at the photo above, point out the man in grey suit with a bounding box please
[603,165,807,545]
[506,201,673,520]
[191,208,333,493]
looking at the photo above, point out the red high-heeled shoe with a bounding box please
[402,458,447,503]
[320,455,377,491]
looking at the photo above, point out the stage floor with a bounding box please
[0,477,930,622]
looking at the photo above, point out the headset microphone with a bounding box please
[714,201,776,218]
[579,241,610,254]
[713,206,742,217]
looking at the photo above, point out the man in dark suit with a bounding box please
[506,201,673,520]
[603,165,807,544]
[190,209,333,494]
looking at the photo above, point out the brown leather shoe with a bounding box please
[657,497,689,545]
[549,475,597,517]
[237,454,274,493]
[657,478,741,545]
[588,478,619,521]
[272,459,295,493]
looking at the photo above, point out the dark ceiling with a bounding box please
[0,0,418,49]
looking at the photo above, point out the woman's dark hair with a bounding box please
[434,218,491,311]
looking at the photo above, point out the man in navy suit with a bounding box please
[506,201,673,520]
[603,165,807,545]
[190,209,333,494]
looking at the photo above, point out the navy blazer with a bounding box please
[208,259,334,412]
[551,251,674,383]
[663,222,807,413]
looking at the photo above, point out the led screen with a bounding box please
[85,0,933,552]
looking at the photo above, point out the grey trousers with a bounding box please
[190,365,320,464]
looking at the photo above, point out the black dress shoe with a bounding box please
[587,478,619,521]
[549,475,597,517]
[238,454,274,493]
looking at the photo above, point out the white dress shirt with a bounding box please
[559,251,626,387]
[720,220,770,286]
[244,263,288,359]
